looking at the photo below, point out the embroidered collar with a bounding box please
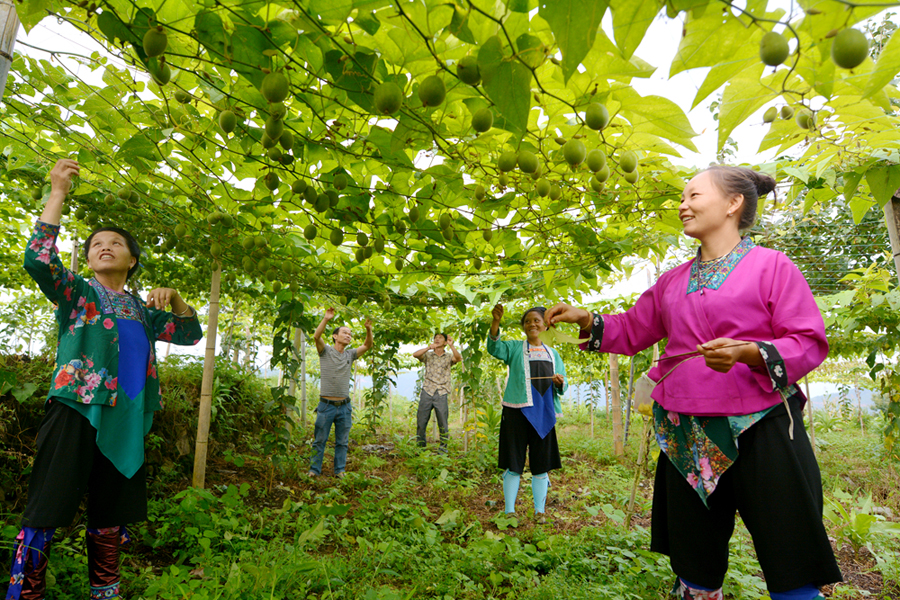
[89,279,147,324]
[686,237,755,294]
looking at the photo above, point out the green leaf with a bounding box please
[194,11,229,62]
[117,133,160,166]
[843,170,864,203]
[15,0,61,32]
[308,0,354,23]
[477,36,532,140]
[538,0,609,83]
[864,26,900,99]
[717,63,774,152]
[613,87,698,152]
[865,165,900,207]
[848,197,873,224]
[609,0,659,60]
[670,4,753,77]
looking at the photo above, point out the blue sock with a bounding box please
[532,472,549,513]
[502,470,521,513]
[769,584,821,600]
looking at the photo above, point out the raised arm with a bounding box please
[447,336,462,365]
[312,307,335,354]
[40,159,80,226]
[412,342,434,360]
[355,318,374,358]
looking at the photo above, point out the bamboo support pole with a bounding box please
[300,330,307,428]
[626,419,653,528]
[0,0,20,101]
[883,195,900,280]
[192,263,221,489]
[610,355,623,457]
[624,358,635,445]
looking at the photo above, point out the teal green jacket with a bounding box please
[487,331,567,415]
[24,221,203,411]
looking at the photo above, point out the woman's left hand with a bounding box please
[146,288,180,311]
[696,338,760,373]
[552,373,565,387]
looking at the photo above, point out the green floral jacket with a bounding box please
[24,221,203,411]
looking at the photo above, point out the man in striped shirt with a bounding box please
[308,307,373,478]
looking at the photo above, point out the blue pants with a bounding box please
[309,400,352,475]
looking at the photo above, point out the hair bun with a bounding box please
[753,171,777,197]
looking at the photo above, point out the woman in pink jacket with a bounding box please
[547,166,840,600]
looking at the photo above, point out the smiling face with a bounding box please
[86,231,137,277]
[521,310,547,342]
[332,326,352,346]
[678,170,743,242]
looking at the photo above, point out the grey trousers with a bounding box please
[416,389,449,449]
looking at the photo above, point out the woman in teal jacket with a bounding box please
[8,159,202,600]
[487,304,567,520]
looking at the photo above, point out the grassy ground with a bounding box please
[1,400,898,599]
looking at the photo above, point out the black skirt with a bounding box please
[650,395,842,593]
[21,400,147,529]
[497,405,561,475]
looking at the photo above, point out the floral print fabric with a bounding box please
[24,220,202,411]
[686,237,755,294]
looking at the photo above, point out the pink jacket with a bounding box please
[588,245,827,416]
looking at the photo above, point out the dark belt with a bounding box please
[320,397,350,406]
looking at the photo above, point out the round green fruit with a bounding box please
[267,146,282,161]
[333,173,348,190]
[780,105,794,119]
[241,236,254,250]
[439,213,452,229]
[242,256,254,271]
[373,82,403,116]
[535,178,551,197]
[218,110,237,133]
[330,228,344,246]
[264,172,280,191]
[482,229,493,242]
[291,179,307,195]
[759,31,790,66]
[265,116,284,140]
[475,184,485,200]
[796,109,815,129]
[517,151,539,174]
[355,248,366,263]
[357,231,368,246]
[261,71,290,103]
[585,103,610,130]
[586,149,606,172]
[498,173,509,187]
[595,164,610,183]
[619,150,638,173]
[266,268,278,282]
[304,224,317,240]
[590,177,605,192]
[314,194,329,213]
[563,139,586,167]
[418,75,446,107]
[117,187,130,200]
[549,184,562,200]
[471,107,493,133]
[143,27,167,58]
[624,169,640,184]
[395,220,407,234]
[394,258,403,271]
[210,242,223,257]
[174,224,187,237]
[261,134,277,149]
[272,281,282,293]
[472,257,482,270]
[280,131,293,151]
[497,150,517,172]
[174,89,191,104]
[304,186,317,204]
[763,107,778,123]
[409,206,420,223]
[269,102,287,120]
[326,190,339,207]
[104,193,115,205]
[75,207,87,220]
[457,55,481,85]
[151,62,171,85]
[373,237,384,253]
[831,28,868,69]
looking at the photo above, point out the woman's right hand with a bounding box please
[546,303,592,329]
[491,303,504,323]
[49,159,79,198]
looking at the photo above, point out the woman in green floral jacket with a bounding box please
[7,159,203,600]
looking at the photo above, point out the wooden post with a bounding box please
[624,357,635,445]
[590,377,595,439]
[288,327,301,397]
[192,263,221,489]
[610,354,623,457]
[300,330,307,428]
[883,194,900,280]
[70,242,79,272]
[0,0,20,101]
[804,375,816,455]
